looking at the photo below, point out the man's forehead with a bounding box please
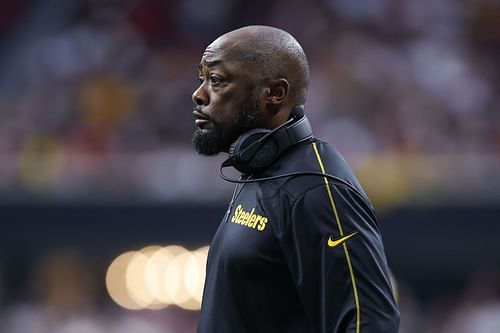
[199,35,248,68]
[198,53,227,70]
[203,38,223,58]
[200,45,224,66]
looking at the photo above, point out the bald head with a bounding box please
[209,26,310,105]
[192,26,310,155]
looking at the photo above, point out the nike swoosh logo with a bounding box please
[327,231,358,248]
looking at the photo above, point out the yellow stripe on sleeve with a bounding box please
[312,142,361,333]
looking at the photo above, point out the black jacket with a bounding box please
[197,139,400,333]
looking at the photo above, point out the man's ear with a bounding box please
[265,78,289,106]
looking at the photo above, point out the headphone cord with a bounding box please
[219,165,366,199]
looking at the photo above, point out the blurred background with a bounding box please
[0,0,499,332]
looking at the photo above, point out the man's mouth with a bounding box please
[193,110,212,130]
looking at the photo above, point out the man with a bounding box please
[191,25,400,333]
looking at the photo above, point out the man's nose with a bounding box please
[192,84,209,106]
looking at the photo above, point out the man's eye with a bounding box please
[210,75,221,85]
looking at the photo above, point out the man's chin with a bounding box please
[192,129,226,156]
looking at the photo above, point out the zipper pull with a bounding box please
[224,205,232,223]
[224,184,239,223]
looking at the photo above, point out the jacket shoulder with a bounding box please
[260,139,369,202]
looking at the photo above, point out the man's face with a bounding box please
[191,39,261,156]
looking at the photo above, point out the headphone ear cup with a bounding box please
[224,113,312,175]
[230,128,270,161]
[250,139,279,168]
[228,128,271,174]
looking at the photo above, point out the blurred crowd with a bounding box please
[0,0,499,204]
[398,269,500,333]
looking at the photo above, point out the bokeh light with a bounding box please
[105,251,143,310]
[106,245,209,310]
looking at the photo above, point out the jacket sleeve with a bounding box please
[275,183,400,333]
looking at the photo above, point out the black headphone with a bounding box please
[219,106,368,201]
[221,105,313,175]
